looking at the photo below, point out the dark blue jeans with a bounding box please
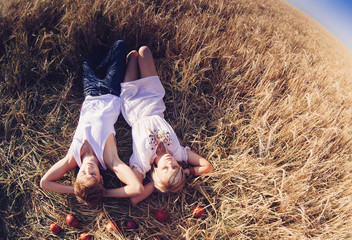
[82,40,127,97]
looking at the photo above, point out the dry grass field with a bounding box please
[1,0,352,239]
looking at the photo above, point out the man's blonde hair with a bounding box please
[151,166,186,193]
[74,177,104,206]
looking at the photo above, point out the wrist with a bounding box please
[189,166,196,177]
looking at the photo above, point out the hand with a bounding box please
[184,168,191,177]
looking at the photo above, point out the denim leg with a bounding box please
[99,40,127,96]
[82,59,100,96]
[82,40,127,96]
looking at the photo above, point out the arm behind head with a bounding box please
[40,152,77,194]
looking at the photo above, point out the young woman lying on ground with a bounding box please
[40,40,143,206]
[120,46,214,204]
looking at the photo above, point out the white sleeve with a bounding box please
[128,152,152,179]
[169,142,189,163]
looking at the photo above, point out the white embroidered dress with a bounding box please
[120,76,188,178]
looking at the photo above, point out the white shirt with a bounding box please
[69,94,121,170]
[120,76,188,178]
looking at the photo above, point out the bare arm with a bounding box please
[103,135,144,198]
[129,167,155,205]
[129,149,214,204]
[186,149,213,176]
[103,161,144,198]
[40,152,77,194]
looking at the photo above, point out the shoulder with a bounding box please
[64,151,78,169]
[129,154,151,179]
[131,166,145,182]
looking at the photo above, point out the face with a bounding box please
[76,155,103,184]
[154,153,180,185]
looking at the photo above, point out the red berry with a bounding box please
[125,220,138,229]
[66,214,79,228]
[155,209,169,222]
[106,221,119,233]
[192,206,205,218]
[49,223,61,234]
[80,232,91,240]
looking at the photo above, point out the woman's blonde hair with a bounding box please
[151,166,186,193]
[74,177,104,206]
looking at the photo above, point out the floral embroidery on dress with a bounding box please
[148,129,172,150]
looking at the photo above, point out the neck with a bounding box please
[81,140,95,156]
[156,142,167,155]
[81,141,99,165]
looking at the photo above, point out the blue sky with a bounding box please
[285,0,352,51]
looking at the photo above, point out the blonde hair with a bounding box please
[151,166,186,193]
[74,177,104,206]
